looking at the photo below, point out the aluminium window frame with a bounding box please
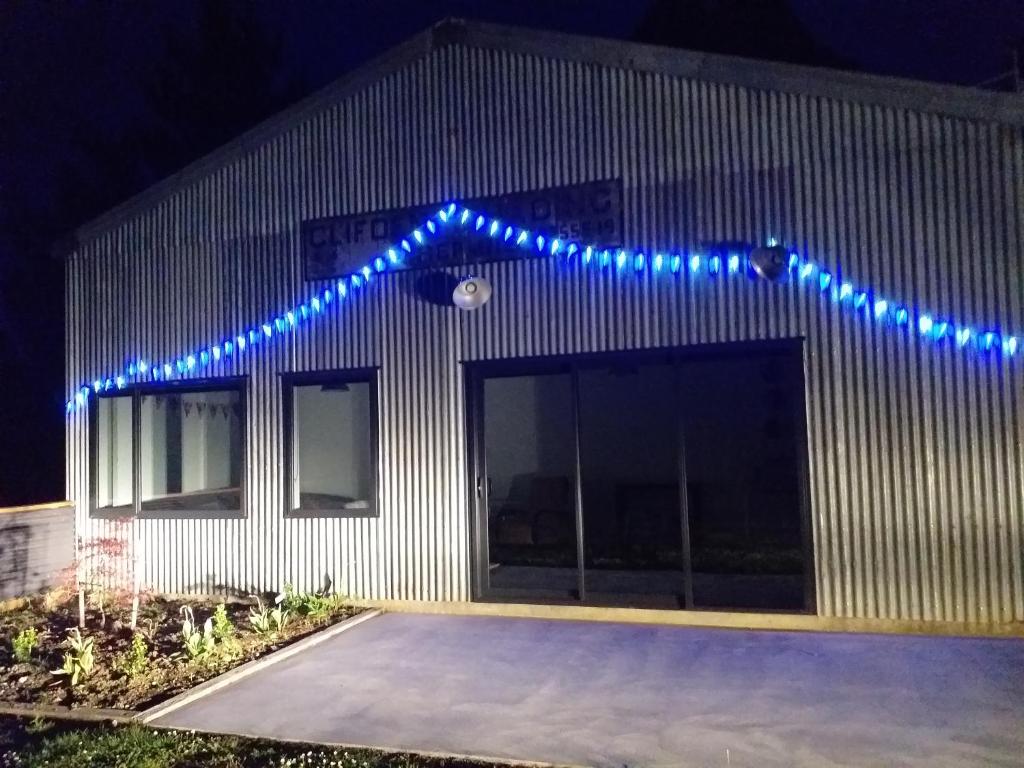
[88,376,248,520]
[281,367,381,519]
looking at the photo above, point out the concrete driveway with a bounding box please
[150,612,1024,767]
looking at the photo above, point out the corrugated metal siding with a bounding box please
[0,505,75,599]
[66,43,1024,622]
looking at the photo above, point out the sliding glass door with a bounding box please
[468,340,811,612]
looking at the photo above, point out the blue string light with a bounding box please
[65,202,1020,413]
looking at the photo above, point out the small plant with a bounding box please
[12,626,39,662]
[114,633,149,678]
[249,596,273,634]
[277,583,345,621]
[211,602,234,640]
[270,595,291,633]
[180,606,216,661]
[51,628,95,687]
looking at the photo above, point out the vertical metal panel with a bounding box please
[66,42,1024,622]
[0,504,75,599]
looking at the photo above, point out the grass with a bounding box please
[0,717,511,768]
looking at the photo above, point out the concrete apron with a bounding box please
[143,610,1024,768]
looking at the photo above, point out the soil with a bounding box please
[0,596,361,711]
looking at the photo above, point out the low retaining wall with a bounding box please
[0,501,74,600]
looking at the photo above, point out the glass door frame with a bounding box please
[464,339,816,613]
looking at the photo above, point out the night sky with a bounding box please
[1,0,1022,506]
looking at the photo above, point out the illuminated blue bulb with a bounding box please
[361,266,372,279]
[982,331,996,351]
[957,327,973,347]
[670,255,682,273]
[475,215,485,231]
[653,254,664,272]
[262,324,273,338]
[104,378,114,391]
[566,243,578,257]
[374,257,385,272]
[138,360,148,374]
[438,208,448,223]
[895,308,909,325]
[854,291,868,310]
[300,304,310,319]
[127,363,137,376]
[504,226,514,241]
[249,329,259,344]
[412,229,424,244]
[116,375,127,388]
[460,209,471,225]
[536,235,546,252]
[351,274,362,287]
[151,366,161,380]
[819,271,832,292]
[689,254,701,273]
[615,251,627,270]
[311,297,321,313]
[516,230,528,246]
[550,238,561,255]
[728,254,740,274]
[839,283,853,300]
[387,248,399,264]
[338,283,347,297]
[447,202,457,217]
[873,299,889,318]
[766,237,778,247]
[92,380,102,393]
[286,311,296,326]
[634,253,646,272]
[235,336,246,352]
[799,263,814,280]
[600,250,612,268]
[1003,336,1018,356]
[164,363,174,378]
[66,400,74,413]
[75,391,85,407]
[489,219,500,237]
[426,219,436,234]
[224,341,233,356]
[918,315,933,335]
[709,255,721,275]
[275,318,286,333]
[401,239,412,253]
[933,322,949,339]
[185,355,196,370]
[199,350,210,366]
[583,246,594,264]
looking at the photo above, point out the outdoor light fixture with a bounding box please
[452,275,493,310]
[749,244,791,283]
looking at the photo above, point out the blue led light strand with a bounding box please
[65,203,1018,413]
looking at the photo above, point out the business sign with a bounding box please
[301,179,623,281]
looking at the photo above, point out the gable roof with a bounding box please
[71,16,1024,246]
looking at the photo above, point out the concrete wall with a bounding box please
[0,502,74,600]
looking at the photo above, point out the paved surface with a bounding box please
[152,612,1024,767]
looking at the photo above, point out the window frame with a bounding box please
[89,377,248,520]
[282,368,380,519]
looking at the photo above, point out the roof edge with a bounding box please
[67,16,1024,251]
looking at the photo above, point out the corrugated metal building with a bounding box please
[65,19,1024,626]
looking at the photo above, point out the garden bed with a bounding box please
[0,716,520,768]
[0,591,361,712]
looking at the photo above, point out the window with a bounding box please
[94,394,133,515]
[90,380,245,518]
[284,370,378,517]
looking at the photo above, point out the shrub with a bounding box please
[114,633,149,678]
[211,602,234,640]
[278,584,344,621]
[12,626,39,663]
[51,628,95,687]
[180,606,216,661]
